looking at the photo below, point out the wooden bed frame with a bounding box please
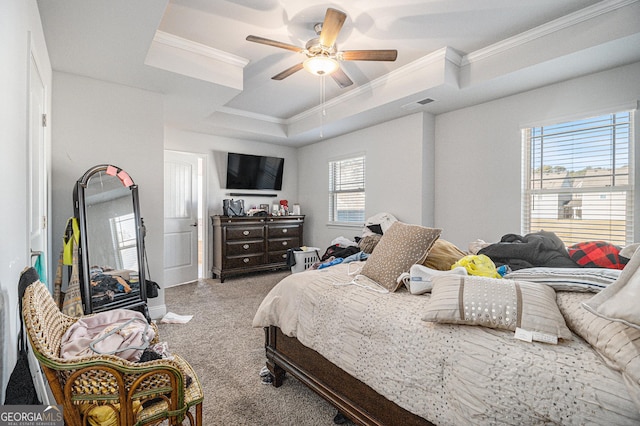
[264,325,434,426]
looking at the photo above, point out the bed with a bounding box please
[253,225,640,425]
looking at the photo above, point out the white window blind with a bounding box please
[329,155,366,223]
[110,213,139,270]
[522,111,634,246]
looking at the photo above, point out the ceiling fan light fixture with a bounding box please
[303,56,339,76]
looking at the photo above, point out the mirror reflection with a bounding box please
[84,170,141,306]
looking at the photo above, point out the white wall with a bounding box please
[435,61,640,249]
[165,128,299,215]
[0,0,51,401]
[164,127,299,275]
[297,113,435,251]
[51,72,166,318]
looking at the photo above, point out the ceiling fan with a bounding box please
[246,7,398,88]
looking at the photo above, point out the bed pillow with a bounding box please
[360,222,441,292]
[503,267,621,292]
[422,275,572,341]
[422,239,466,271]
[582,245,640,330]
[557,292,640,394]
[358,234,382,254]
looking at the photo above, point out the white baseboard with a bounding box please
[148,304,167,321]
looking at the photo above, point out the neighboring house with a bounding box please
[531,167,630,244]
[2,0,639,402]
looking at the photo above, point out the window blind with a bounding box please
[522,111,634,246]
[329,155,366,223]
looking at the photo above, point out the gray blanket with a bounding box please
[479,230,579,270]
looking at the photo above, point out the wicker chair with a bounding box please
[22,280,203,426]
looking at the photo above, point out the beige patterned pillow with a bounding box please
[360,222,441,292]
[423,275,572,341]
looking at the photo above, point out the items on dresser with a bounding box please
[211,215,304,282]
[222,198,245,217]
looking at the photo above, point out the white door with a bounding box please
[164,151,201,286]
[28,52,47,279]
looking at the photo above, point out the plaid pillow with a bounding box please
[568,241,628,270]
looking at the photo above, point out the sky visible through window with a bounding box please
[531,112,630,174]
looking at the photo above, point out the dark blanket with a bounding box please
[478,231,579,271]
[320,244,360,261]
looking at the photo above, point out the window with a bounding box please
[110,213,139,270]
[522,111,634,246]
[329,155,366,223]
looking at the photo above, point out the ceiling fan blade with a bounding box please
[331,67,353,88]
[319,8,346,47]
[246,35,303,53]
[340,50,398,61]
[272,63,304,80]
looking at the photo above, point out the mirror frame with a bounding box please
[73,164,148,317]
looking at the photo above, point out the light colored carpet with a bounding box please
[158,270,352,425]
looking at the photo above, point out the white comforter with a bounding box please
[253,262,640,425]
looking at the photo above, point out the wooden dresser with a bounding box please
[211,215,305,282]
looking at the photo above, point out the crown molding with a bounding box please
[215,106,287,124]
[153,30,249,68]
[461,0,637,66]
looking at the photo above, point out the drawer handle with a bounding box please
[243,244,249,250]
[282,254,287,259]
[243,258,250,263]
[282,229,288,233]
[243,230,250,236]
[282,241,288,246]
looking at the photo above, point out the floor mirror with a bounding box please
[73,164,149,320]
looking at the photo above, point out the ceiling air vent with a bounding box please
[417,98,435,105]
[401,98,436,111]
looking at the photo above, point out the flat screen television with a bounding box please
[225,152,284,190]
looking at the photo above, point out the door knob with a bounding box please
[190,222,198,227]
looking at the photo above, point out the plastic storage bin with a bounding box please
[291,247,321,273]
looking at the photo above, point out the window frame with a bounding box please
[328,153,366,226]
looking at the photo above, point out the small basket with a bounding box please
[291,247,321,273]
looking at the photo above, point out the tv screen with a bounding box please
[226,153,284,190]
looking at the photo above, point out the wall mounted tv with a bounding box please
[225,152,284,190]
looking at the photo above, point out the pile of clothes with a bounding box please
[476,231,631,271]
[312,213,400,269]
[90,266,140,306]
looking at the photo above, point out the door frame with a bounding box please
[27,32,53,406]
[163,150,208,285]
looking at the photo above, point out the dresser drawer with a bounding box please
[268,237,300,252]
[226,240,264,256]
[226,226,264,241]
[268,251,289,264]
[267,225,300,238]
[225,253,264,269]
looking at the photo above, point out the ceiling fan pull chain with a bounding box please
[320,75,326,138]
